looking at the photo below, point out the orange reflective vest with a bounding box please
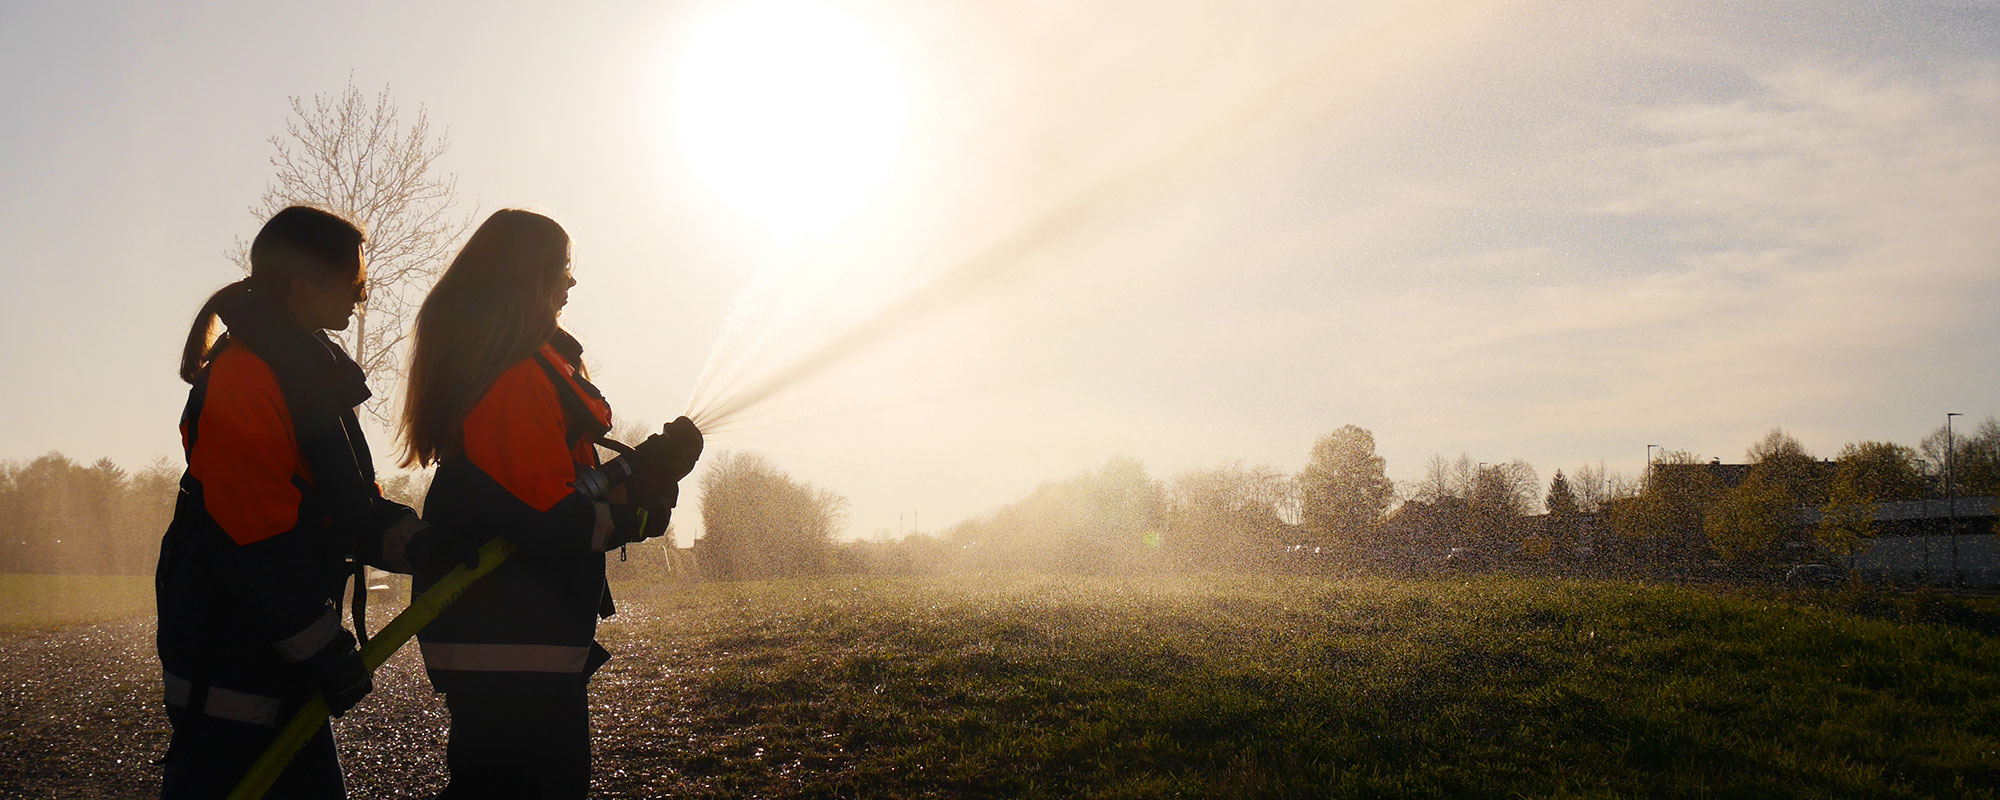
[415,334,620,694]
[158,335,421,725]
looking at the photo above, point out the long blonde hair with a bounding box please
[401,210,571,466]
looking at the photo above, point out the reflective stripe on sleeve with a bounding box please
[272,604,341,663]
[380,514,428,573]
[163,671,283,726]
[419,642,593,673]
[590,501,614,552]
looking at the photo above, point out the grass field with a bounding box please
[0,574,153,632]
[2,572,1995,797]
[597,574,2000,799]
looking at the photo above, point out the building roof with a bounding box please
[1797,495,1998,524]
[1652,460,1836,491]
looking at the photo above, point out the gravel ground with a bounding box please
[0,595,701,799]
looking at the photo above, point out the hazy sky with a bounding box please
[4,1,1997,542]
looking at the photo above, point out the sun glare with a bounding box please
[671,0,907,237]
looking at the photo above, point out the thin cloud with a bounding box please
[1379,58,2000,461]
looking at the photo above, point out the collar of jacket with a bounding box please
[212,287,378,531]
[548,327,585,366]
[214,288,372,417]
[536,328,613,447]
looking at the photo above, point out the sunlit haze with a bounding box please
[670,0,906,236]
[2,1,1997,545]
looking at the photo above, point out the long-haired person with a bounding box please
[401,209,700,798]
[158,206,474,798]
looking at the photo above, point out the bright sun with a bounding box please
[672,0,907,237]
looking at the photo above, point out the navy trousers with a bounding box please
[438,690,591,799]
[160,705,344,800]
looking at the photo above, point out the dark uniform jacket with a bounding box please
[156,294,422,727]
[415,333,618,695]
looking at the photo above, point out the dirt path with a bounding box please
[0,611,448,799]
[0,597,696,799]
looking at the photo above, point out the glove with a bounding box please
[634,416,704,482]
[404,522,488,575]
[611,501,671,546]
[302,629,372,717]
[617,471,677,544]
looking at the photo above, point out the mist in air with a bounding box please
[1,1,1998,797]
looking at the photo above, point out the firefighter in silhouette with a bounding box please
[158,206,478,798]
[400,209,701,798]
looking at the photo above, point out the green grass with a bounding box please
[0,574,154,632]
[601,574,2000,799]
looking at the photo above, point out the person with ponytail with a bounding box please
[400,209,700,798]
[157,206,477,799]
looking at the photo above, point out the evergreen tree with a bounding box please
[1546,470,1581,553]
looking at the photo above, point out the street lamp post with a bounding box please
[1643,445,1660,568]
[1948,412,1961,587]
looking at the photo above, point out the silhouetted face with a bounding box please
[290,246,368,332]
[550,263,575,321]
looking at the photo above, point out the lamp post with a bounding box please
[1948,412,1961,587]
[1643,445,1660,567]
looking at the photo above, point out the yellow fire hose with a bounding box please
[226,536,519,800]
[228,428,676,799]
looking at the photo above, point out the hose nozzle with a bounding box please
[572,417,703,501]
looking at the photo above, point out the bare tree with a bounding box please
[240,77,471,421]
[1572,461,1611,513]
[1414,453,1476,504]
[1415,454,1537,514]
[1921,416,2000,498]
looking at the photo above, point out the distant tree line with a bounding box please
[831,425,1400,575]
[833,417,2000,580]
[0,452,440,576]
[1596,421,2000,577]
[8,416,1996,581]
[0,453,178,575]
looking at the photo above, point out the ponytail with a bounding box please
[182,206,366,384]
[179,280,253,384]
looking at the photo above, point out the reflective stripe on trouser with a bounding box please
[163,671,284,726]
[421,642,593,673]
[272,603,342,663]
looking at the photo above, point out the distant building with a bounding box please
[1650,458,1836,491]
[1800,496,1999,587]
